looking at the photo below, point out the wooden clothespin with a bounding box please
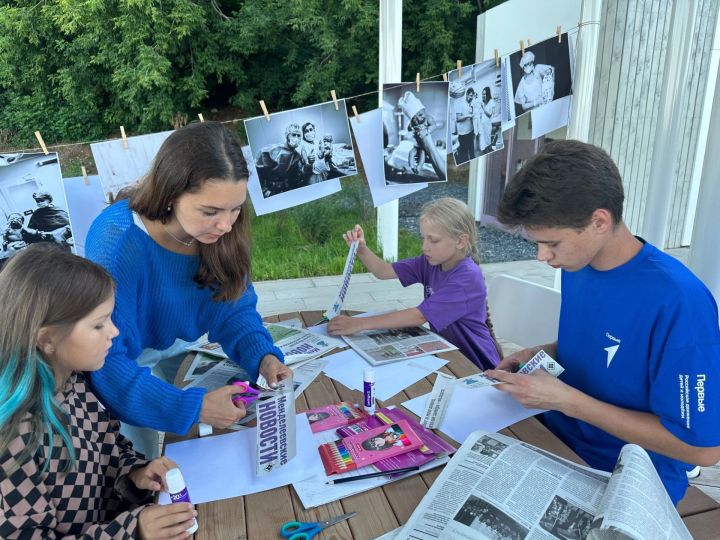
[259,100,270,122]
[120,126,129,149]
[520,40,525,55]
[330,90,339,110]
[494,49,499,68]
[457,60,462,78]
[352,105,360,123]
[527,39,533,46]
[557,26,562,43]
[81,166,89,186]
[34,131,49,155]
[442,73,448,82]
[416,73,421,93]
[198,113,205,122]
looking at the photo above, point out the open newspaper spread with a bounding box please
[187,322,342,366]
[395,430,691,540]
[342,326,457,366]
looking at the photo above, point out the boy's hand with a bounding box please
[342,225,366,249]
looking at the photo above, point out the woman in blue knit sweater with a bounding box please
[86,122,291,456]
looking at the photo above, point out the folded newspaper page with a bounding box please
[342,326,457,366]
[324,239,359,320]
[187,322,340,366]
[396,431,691,540]
[256,377,297,476]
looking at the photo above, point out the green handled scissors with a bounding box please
[279,511,357,540]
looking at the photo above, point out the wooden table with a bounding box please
[171,310,720,540]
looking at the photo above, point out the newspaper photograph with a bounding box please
[183,353,221,382]
[343,326,457,366]
[187,322,341,366]
[396,431,691,540]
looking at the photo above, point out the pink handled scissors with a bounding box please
[230,380,260,407]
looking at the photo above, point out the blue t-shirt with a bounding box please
[544,239,720,504]
[85,200,283,435]
[392,256,500,370]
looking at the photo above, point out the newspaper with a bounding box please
[396,430,691,540]
[256,377,296,476]
[187,322,341,366]
[184,358,325,430]
[342,326,457,366]
[183,353,222,382]
[324,239,359,320]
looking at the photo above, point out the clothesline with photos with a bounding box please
[0,25,585,267]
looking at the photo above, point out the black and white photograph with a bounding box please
[382,81,449,185]
[539,495,594,540]
[509,33,572,119]
[0,153,74,269]
[471,434,509,459]
[453,495,529,540]
[447,59,505,165]
[244,99,357,199]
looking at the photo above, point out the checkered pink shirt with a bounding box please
[0,372,151,538]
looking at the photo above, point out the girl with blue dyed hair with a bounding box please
[0,245,196,538]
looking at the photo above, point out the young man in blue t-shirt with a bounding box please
[487,140,720,505]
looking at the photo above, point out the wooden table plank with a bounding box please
[166,311,720,538]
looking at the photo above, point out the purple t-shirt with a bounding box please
[392,256,500,370]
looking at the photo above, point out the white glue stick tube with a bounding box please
[166,468,199,534]
[363,368,375,414]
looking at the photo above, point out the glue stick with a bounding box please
[166,468,199,534]
[363,368,375,414]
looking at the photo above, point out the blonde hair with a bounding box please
[0,245,114,473]
[419,198,504,359]
[419,197,480,264]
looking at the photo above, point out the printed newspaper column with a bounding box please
[517,349,565,377]
[420,373,456,429]
[256,378,297,476]
[324,240,359,320]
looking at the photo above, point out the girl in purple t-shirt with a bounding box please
[327,197,502,370]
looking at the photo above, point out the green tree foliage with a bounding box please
[0,0,489,148]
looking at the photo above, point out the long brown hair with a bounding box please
[126,122,251,302]
[0,245,115,473]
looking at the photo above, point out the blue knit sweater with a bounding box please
[85,199,283,435]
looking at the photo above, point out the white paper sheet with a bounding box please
[242,146,342,215]
[531,95,572,139]
[402,386,544,444]
[90,130,173,196]
[160,414,321,504]
[63,174,107,257]
[322,349,447,401]
[349,109,427,207]
[293,428,448,509]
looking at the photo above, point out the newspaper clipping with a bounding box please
[343,326,457,366]
[256,378,297,476]
[187,323,341,366]
[396,430,691,540]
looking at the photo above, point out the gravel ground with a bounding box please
[398,181,538,264]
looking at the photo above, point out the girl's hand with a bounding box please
[327,315,365,336]
[200,387,247,427]
[138,503,197,539]
[342,225,366,248]
[129,457,178,492]
[259,355,292,389]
